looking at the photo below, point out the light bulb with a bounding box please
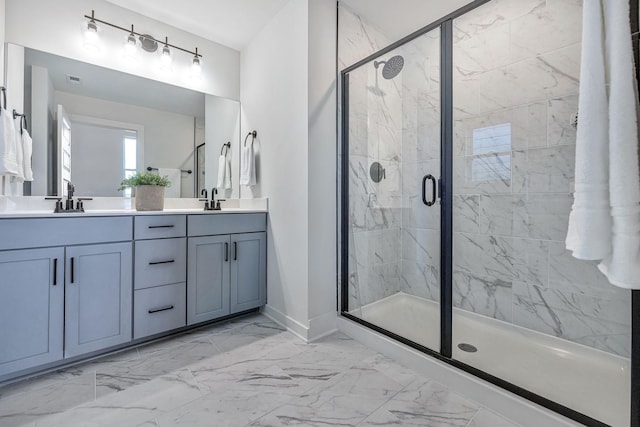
[191,55,202,78]
[83,19,100,53]
[159,43,172,72]
[123,31,138,63]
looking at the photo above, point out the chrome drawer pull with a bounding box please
[148,225,175,229]
[148,259,175,265]
[148,305,174,314]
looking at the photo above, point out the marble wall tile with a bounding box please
[509,1,582,61]
[402,228,440,266]
[509,238,549,286]
[548,95,578,146]
[400,260,440,301]
[480,194,517,236]
[512,193,572,241]
[512,282,631,357]
[452,0,546,42]
[453,21,511,75]
[401,125,440,164]
[338,5,392,69]
[358,263,402,306]
[453,195,481,234]
[453,232,515,282]
[547,242,631,300]
[454,154,512,195]
[512,145,575,194]
[453,271,512,322]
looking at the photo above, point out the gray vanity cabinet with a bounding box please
[230,232,267,314]
[187,213,267,326]
[64,242,133,358]
[0,248,64,377]
[187,235,231,324]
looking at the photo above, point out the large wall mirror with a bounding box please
[9,44,239,198]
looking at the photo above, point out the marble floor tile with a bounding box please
[468,408,521,427]
[0,313,521,427]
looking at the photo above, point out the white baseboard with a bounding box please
[261,304,309,342]
[307,311,338,342]
[337,316,580,427]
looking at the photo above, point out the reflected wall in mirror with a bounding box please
[15,45,239,198]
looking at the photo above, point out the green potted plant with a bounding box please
[119,172,172,211]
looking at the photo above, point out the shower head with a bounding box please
[374,55,404,79]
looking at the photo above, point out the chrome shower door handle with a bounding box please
[422,174,437,206]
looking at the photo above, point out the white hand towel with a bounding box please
[22,129,33,182]
[217,154,227,190]
[14,124,25,183]
[0,108,19,176]
[566,0,611,261]
[240,140,256,186]
[158,168,181,198]
[224,154,232,190]
[597,0,640,289]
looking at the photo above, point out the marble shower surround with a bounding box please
[341,0,630,357]
[451,0,631,357]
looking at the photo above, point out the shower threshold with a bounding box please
[350,292,630,427]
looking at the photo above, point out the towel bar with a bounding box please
[146,167,192,174]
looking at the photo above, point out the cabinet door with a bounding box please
[65,242,132,358]
[0,248,64,378]
[187,235,230,325]
[230,232,266,314]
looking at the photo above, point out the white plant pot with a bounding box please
[134,185,165,211]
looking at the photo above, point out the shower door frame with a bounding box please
[338,1,640,426]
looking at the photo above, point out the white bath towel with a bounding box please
[0,107,19,176]
[158,168,181,198]
[21,129,33,182]
[566,1,640,289]
[14,124,25,183]
[597,0,640,289]
[240,138,256,186]
[216,153,232,190]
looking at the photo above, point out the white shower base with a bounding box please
[351,292,630,427]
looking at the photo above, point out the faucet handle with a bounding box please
[198,198,210,210]
[45,197,64,213]
[76,198,93,213]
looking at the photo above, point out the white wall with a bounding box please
[71,122,128,196]
[56,91,195,197]
[240,0,337,340]
[4,0,239,100]
[307,0,338,335]
[241,0,311,335]
[0,0,5,85]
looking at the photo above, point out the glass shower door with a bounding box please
[344,28,442,352]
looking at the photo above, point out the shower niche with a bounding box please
[339,1,635,426]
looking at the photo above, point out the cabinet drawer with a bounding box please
[135,238,186,289]
[135,215,186,240]
[188,213,266,237]
[0,217,132,251]
[134,283,186,339]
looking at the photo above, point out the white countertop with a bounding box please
[0,197,268,218]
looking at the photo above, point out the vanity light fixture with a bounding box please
[83,10,100,53]
[83,10,203,77]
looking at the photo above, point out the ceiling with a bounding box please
[104,0,290,51]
